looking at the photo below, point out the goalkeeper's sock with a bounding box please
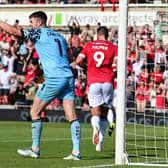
[32,118,42,150]
[99,119,108,144]
[70,120,81,152]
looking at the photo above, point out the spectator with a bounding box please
[10,39,20,72]
[5,32,13,46]
[142,24,152,37]
[19,40,29,58]
[8,0,17,3]
[138,65,149,84]
[22,0,30,4]
[50,0,61,4]
[71,32,81,48]
[127,57,133,75]
[145,39,155,73]
[127,74,136,108]
[137,45,146,62]
[128,26,137,51]
[163,66,168,89]
[0,0,8,4]
[82,84,89,110]
[26,40,39,64]
[15,81,28,106]
[137,32,145,47]
[13,19,22,29]
[0,34,10,53]
[68,0,78,3]
[10,39,20,59]
[0,65,16,104]
[15,54,26,83]
[128,46,136,64]
[153,18,162,42]
[71,38,83,58]
[3,51,15,72]
[67,17,81,38]
[0,50,5,65]
[23,61,39,105]
[155,45,167,67]
[23,61,37,89]
[9,75,18,104]
[150,64,163,86]
[147,81,156,109]
[156,84,165,113]
[81,24,94,43]
[75,75,86,107]
[109,28,118,46]
[132,54,144,80]
[135,81,148,113]
[36,0,46,4]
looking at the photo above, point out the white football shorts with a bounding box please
[88,82,114,108]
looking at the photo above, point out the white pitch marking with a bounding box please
[0,137,91,143]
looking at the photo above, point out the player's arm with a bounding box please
[0,20,22,37]
[70,54,85,69]
[76,54,85,65]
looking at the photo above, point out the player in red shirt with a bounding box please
[75,26,117,151]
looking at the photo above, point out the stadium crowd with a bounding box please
[0,14,168,112]
[0,0,167,4]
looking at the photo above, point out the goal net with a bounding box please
[116,1,168,166]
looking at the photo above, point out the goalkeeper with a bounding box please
[0,11,81,160]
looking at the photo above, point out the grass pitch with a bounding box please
[0,122,165,168]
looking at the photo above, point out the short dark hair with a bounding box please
[97,26,109,40]
[15,19,19,23]
[29,11,47,24]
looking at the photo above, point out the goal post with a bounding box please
[115,0,128,165]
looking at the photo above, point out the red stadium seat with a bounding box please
[99,0,108,11]
[100,0,131,11]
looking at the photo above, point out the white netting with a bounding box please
[125,6,168,165]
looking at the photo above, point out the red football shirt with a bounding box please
[156,93,165,109]
[24,68,36,85]
[79,40,117,85]
[136,86,148,101]
[151,71,163,84]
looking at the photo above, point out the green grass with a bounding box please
[126,124,168,165]
[0,122,166,168]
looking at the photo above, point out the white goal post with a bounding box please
[115,1,168,167]
[115,0,128,165]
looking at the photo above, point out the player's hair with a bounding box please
[29,11,47,24]
[97,26,109,40]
